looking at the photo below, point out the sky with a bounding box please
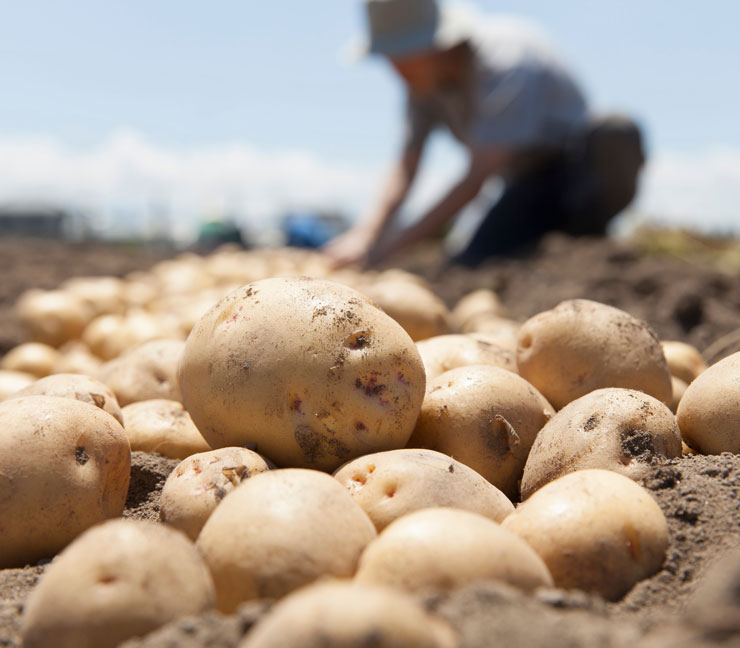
[0,1,739,240]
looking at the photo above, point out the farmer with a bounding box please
[323,0,645,267]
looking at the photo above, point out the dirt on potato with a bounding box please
[2,233,740,647]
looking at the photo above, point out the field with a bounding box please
[1,233,740,647]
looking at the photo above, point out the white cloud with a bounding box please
[0,130,738,242]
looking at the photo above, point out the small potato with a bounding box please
[14,373,124,425]
[451,288,507,331]
[0,369,36,401]
[160,447,270,540]
[121,399,210,459]
[503,469,669,601]
[21,519,215,648]
[520,388,682,499]
[416,334,516,380]
[0,342,61,378]
[460,315,521,352]
[98,339,184,406]
[334,448,513,531]
[661,340,707,384]
[517,299,672,410]
[83,311,183,361]
[0,396,130,568]
[15,289,92,347]
[197,468,377,612]
[361,278,453,342]
[61,276,126,318]
[677,351,740,454]
[52,341,103,376]
[180,278,426,471]
[408,365,553,499]
[240,580,458,648]
[355,508,553,594]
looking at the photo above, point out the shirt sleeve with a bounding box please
[404,93,439,152]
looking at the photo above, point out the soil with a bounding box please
[3,233,740,647]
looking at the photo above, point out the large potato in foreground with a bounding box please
[15,373,124,425]
[0,396,130,568]
[121,399,211,459]
[677,351,740,454]
[241,580,458,648]
[98,339,184,406]
[160,447,271,540]
[408,365,553,499]
[21,519,214,648]
[355,507,553,594]
[334,448,513,531]
[416,334,516,380]
[521,388,682,499]
[517,299,672,410]
[180,278,426,471]
[503,469,668,601]
[197,468,377,612]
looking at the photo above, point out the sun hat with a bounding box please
[349,0,473,60]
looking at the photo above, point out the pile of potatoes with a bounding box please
[0,245,733,647]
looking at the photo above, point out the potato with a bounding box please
[520,388,682,499]
[0,396,130,568]
[360,278,452,342]
[98,339,184,406]
[661,340,707,384]
[14,373,124,425]
[0,369,36,401]
[334,448,513,531]
[408,365,553,499]
[451,288,507,331]
[517,299,672,410]
[52,341,103,376]
[61,276,126,318]
[180,278,426,471]
[121,399,210,459]
[502,469,669,601]
[15,289,92,347]
[0,342,60,378]
[677,351,740,453]
[21,519,214,648]
[197,468,376,612]
[416,334,516,380]
[83,311,182,361]
[355,507,552,594]
[160,447,271,540]
[240,580,458,648]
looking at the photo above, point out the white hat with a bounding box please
[349,0,473,60]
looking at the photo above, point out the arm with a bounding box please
[373,147,510,263]
[322,143,423,268]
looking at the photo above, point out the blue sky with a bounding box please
[1,1,739,238]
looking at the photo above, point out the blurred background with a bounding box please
[0,0,738,247]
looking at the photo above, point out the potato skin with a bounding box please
[355,507,553,594]
[516,299,672,410]
[520,388,682,499]
[677,351,740,454]
[160,447,270,540]
[334,448,513,531]
[661,340,707,385]
[0,396,131,568]
[241,580,458,648]
[503,469,669,601]
[408,365,553,499]
[21,519,214,648]
[416,334,516,380]
[197,468,377,612]
[179,278,426,471]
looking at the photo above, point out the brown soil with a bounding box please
[3,233,740,647]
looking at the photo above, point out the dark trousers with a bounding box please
[454,115,645,266]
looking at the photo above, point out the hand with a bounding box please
[321,226,378,270]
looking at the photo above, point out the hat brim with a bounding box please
[342,3,473,64]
